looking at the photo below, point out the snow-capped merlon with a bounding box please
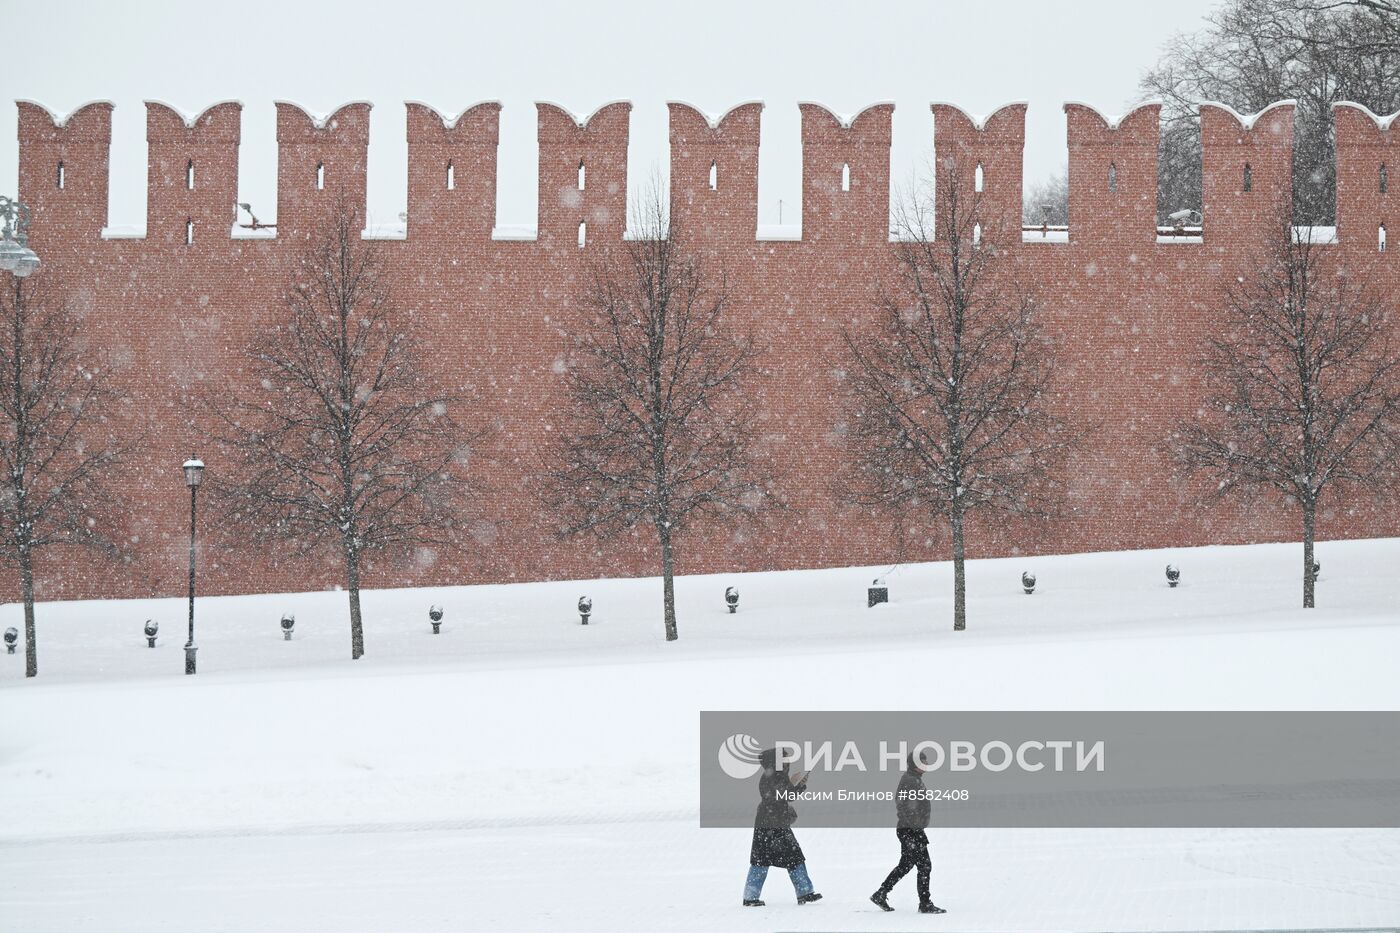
[666,101,765,131]
[145,101,241,142]
[796,101,896,131]
[535,101,632,135]
[1332,102,1400,132]
[1062,101,1163,133]
[1197,99,1297,132]
[929,101,1029,132]
[15,99,114,129]
[270,102,372,141]
[403,101,504,131]
[16,100,113,143]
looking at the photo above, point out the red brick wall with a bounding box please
[12,98,1400,601]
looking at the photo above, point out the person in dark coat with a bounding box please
[743,748,822,907]
[870,750,945,914]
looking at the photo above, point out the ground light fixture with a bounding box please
[144,620,158,648]
[868,577,888,607]
[3,627,16,654]
[429,605,444,634]
[1166,564,1181,587]
[281,613,295,640]
[578,596,592,625]
[725,586,739,613]
[1022,571,1036,595]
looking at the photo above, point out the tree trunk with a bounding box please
[659,521,678,642]
[1302,499,1316,609]
[951,506,967,632]
[20,545,36,678]
[345,540,365,659]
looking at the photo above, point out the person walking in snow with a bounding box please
[870,750,945,914]
[743,747,822,907]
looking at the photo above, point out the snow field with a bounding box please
[1,538,1398,930]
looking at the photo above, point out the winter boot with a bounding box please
[870,890,894,911]
[797,892,823,905]
[742,899,764,907]
[919,902,946,914]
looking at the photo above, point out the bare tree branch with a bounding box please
[542,184,773,642]
[1171,201,1400,607]
[210,196,484,659]
[842,172,1079,632]
[1138,0,1400,224]
[0,275,131,677]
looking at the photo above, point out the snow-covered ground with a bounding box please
[2,539,1398,931]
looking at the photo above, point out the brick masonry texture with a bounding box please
[11,98,1400,601]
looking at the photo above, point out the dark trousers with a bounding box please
[879,828,930,903]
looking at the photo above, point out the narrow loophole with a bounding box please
[1382,163,1388,194]
[972,222,982,246]
[1243,163,1253,192]
[1382,224,1388,253]
[708,160,717,191]
[57,161,65,190]
[185,219,194,245]
[974,162,984,193]
[316,162,325,190]
[578,159,586,191]
[1108,162,1118,193]
[577,221,586,248]
[841,162,850,192]
[186,159,195,190]
[447,161,455,190]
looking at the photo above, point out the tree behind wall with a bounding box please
[0,276,125,677]
[543,189,770,642]
[1140,0,1400,224]
[214,198,480,659]
[1171,206,1400,609]
[842,174,1075,632]
[1022,168,1069,227]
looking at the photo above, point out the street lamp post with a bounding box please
[3,196,41,679]
[183,457,204,675]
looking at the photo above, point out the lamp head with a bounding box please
[183,457,205,488]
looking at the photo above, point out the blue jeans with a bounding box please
[744,863,814,901]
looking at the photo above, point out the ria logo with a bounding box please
[717,733,764,780]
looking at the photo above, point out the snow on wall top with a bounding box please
[796,101,896,132]
[1197,99,1297,132]
[532,101,632,140]
[666,101,765,132]
[404,101,502,144]
[929,101,1029,132]
[403,100,503,131]
[1332,102,1400,134]
[144,101,242,142]
[16,100,113,142]
[271,101,374,130]
[1062,101,1162,133]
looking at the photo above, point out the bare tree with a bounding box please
[0,276,125,677]
[842,174,1075,632]
[544,190,769,642]
[1140,0,1400,224]
[1172,206,1400,608]
[214,199,479,659]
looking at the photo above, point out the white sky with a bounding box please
[1,0,1220,231]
